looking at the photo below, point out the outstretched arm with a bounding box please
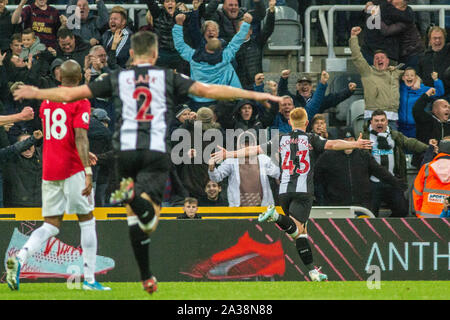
[0,107,34,126]
[211,145,263,162]
[324,133,372,151]
[189,82,282,103]
[13,84,93,103]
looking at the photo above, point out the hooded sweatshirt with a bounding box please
[172,22,249,102]
[398,79,445,137]
[19,37,47,60]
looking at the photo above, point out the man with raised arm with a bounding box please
[13,30,281,294]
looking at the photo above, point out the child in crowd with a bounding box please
[177,197,202,219]
[19,28,46,61]
[398,68,445,138]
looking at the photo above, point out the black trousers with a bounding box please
[370,181,408,217]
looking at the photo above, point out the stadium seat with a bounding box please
[328,73,363,95]
[262,0,298,12]
[329,73,363,121]
[347,99,366,137]
[266,6,303,51]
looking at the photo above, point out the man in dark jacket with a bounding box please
[88,108,113,207]
[417,27,450,97]
[176,107,222,199]
[6,81,41,142]
[145,0,188,74]
[41,58,62,88]
[2,130,43,208]
[378,0,424,69]
[413,88,450,145]
[361,0,415,64]
[56,27,90,69]
[64,0,109,46]
[315,127,405,213]
[204,0,266,43]
[234,0,275,90]
[169,104,194,136]
[0,0,22,52]
[363,109,428,217]
[230,99,275,132]
[277,70,350,114]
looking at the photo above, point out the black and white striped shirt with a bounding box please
[88,64,195,153]
[266,129,327,195]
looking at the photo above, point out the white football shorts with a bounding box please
[42,171,95,217]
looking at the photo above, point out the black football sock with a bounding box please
[296,236,314,270]
[128,196,155,225]
[129,223,152,281]
[275,215,298,237]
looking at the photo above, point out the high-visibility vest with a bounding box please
[413,153,450,218]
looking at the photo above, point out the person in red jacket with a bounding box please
[413,138,450,218]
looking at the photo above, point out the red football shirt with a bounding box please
[40,98,91,181]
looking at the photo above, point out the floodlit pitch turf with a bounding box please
[0,281,448,300]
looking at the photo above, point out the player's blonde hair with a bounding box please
[289,107,308,128]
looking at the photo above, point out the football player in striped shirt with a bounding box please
[211,107,372,281]
[13,30,281,293]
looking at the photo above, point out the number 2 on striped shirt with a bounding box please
[133,87,154,121]
[282,150,310,175]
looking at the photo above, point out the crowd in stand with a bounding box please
[0,0,448,218]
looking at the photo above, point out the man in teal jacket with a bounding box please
[172,12,252,110]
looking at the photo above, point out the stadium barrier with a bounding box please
[0,206,375,220]
[1,214,448,283]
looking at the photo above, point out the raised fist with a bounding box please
[175,13,186,25]
[47,47,57,57]
[266,80,278,94]
[193,0,203,10]
[281,69,291,79]
[20,106,34,121]
[60,15,68,26]
[351,27,362,37]
[254,73,265,86]
[243,12,253,24]
[89,38,99,46]
[33,130,43,140]
[320,71,330,84]
[426,87,436,96]
[348,82,357,91]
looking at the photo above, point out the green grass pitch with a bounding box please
[0,281,448,300]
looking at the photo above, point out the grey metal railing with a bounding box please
[304,5,333,73]
[305,4,450,72]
